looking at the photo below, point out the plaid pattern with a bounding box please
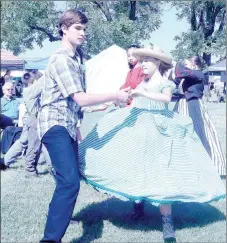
[38,47,85,141]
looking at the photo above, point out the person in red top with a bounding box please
[117,45,146,220]
[119,44,145,106]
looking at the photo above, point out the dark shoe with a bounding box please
[164,237,176,243]
[0,158,8,171]
[162,215,176,243]
[130,201,145,220]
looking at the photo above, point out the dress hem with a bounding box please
[85,178,226,205]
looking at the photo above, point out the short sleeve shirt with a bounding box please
[1,97,20,119]
[37,46,85,141]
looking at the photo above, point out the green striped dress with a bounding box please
[79,80,225,205]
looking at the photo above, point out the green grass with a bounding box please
[1,103,226,243]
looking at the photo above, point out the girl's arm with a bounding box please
[131,87,172,103]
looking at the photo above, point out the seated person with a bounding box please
[0,82,20,129]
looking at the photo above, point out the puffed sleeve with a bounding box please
[161,80,176,93]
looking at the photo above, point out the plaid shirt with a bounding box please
[37,46,85,141]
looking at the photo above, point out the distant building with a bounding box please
[208,58,226,83]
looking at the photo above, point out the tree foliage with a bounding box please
[171,1,226,66]
[1,1,61,54]
[1,1,163,57]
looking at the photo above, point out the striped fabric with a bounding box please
[174,98,226,176]
[79,81,225,205]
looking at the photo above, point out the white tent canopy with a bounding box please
[1,70,24,77]
[85,45,129,94]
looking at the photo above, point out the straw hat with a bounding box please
[132,44,172,65]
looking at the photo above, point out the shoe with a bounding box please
[130,201,145,220]
[164,237,176,243]
[0,158,8,171]
[162,215,176,243]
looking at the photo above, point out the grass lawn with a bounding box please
[1,103,226,243]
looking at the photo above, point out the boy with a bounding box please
[38,9,129,242]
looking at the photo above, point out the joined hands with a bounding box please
[115,86,145,106]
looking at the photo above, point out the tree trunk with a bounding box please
[92,1,113,21]
[129,1,137,20]
[190,2,197,31]
[218,10,226,32]
[29,25,60,42]
[203,52,211,66]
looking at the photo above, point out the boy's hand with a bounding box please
[116,90,129,102]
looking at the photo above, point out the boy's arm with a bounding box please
[71,90,127,107]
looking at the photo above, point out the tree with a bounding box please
[171,1,226,66]
[1,1,61,54]
[1,1,163,57]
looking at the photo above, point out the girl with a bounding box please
[79,46,225,243]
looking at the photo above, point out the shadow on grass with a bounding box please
[70,197,225,243]
[8,164,24,170]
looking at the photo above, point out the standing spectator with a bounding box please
[12,77,23,98]
[209,84,219,103]
[118,44,145,106]
[25,69,43,81]
[173,56,226,176]
[2,72,51,177]
[0,76,5,98]
[220,71,226,95]
[3,70,12,82]
[119,45,145,219]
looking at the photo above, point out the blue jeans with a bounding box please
[40,126,80,242]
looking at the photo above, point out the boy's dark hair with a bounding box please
[58,9,88,37]
[127,44,140,50]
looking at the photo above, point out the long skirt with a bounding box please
[173,98,226,176]
[78,107,226,204]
